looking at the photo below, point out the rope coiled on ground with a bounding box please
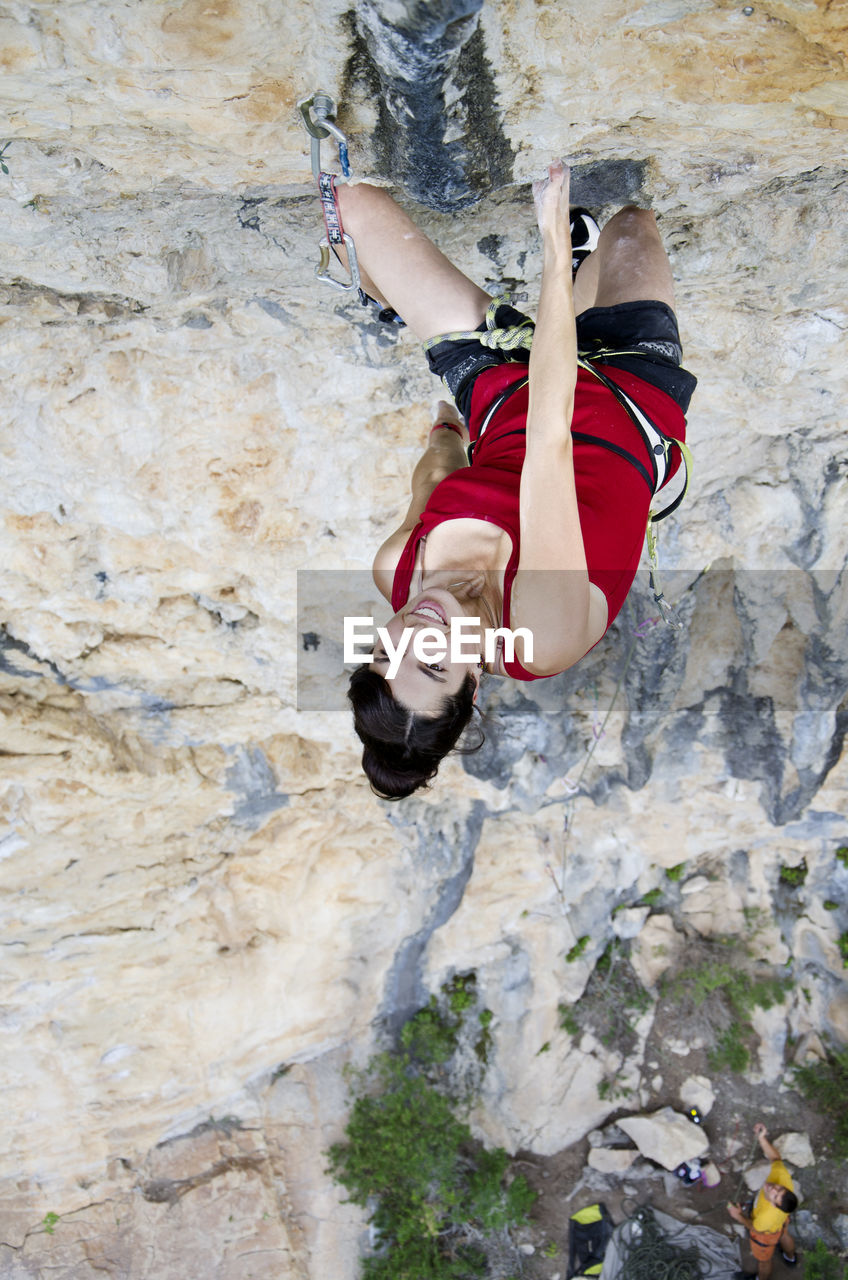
[611,1205,708,1280]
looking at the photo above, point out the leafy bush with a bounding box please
[708,1025,749,1073]
[779,860,808,887]
[665,863,686,882]
[566,935,590,962]
[660,947,792,1077]
[447,973,477,1015]
[558,1004,579,1037]
[793,1047,848,1159]
[597,1071,631,1102]
[564,940,653,1056]
[666,960,791,1018]
[401,997,459,1065]
[327,1054,535,1279]
[804,1239,847,1280]
[475,1008,494,1063]
[639,888,663,907]
[840,932,848,967]
[835,845,848,868]
[400,976,492,1068]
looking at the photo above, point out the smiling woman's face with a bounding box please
[369,588,482,716]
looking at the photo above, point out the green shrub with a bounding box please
[400,997,458,1066]
[639,888,663,907]
[474,1008,494,1064]
[328,1054,535,1279]
[665,863,686,882]
[666,961,791,1017]
[707,1026,749,1074]
[565,941,653,1055]
[779,860,808,887]
[794,1047,848,1159]
[661,950,792,1078]
[597,1072,630,1102]
[840,933,848,967]
[566,935,590,963]
[446,974,476,1015]
[835,845,848,868]
[804,1238,847,1280]
[823,900,839,911]
[558,1004,579,1037]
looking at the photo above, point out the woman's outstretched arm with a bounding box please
[512,162,607,675]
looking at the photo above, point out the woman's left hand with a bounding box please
[532,159,571,244]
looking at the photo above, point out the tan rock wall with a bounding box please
[1,0,847,1274]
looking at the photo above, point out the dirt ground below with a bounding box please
[508,1014,847,1280]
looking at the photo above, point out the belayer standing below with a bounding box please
[728,1121,799,1279]
[320,159,697,798]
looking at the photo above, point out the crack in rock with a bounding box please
[381,800,487,1030]
[345,0,514,211]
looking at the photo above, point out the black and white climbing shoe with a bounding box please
[570,206,600,279]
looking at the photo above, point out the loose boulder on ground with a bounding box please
[679,1074,715,1117]
[587,1147,638,1174]
[618,1107,709,1171]
[775,1132,814,1168]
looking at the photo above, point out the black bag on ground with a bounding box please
[567,1202,615,1278]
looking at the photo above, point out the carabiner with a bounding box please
[298,91,351,181]
[315,234,361,294]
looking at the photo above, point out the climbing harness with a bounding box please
[298,91,361,295]
[443,304,693,627]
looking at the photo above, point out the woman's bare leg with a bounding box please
[572,205,676,316]
[335,183,491,341]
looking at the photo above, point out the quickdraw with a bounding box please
[298,91,361,294]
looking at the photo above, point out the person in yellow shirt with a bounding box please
[728,1122,798,1278]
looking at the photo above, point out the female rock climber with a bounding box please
[330,162,697,799]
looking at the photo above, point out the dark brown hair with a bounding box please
[348,665,483,799]
[777,1188,798,1215]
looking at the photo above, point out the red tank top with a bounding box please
[392,362,686,680]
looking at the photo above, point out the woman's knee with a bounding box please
[602,205,658,245]
[590,203,674,308]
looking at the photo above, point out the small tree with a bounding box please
[804,1239,847,1280]
[328,1053,534,1279]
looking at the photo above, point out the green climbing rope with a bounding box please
[611,1206,707,1280]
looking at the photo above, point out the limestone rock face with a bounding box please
[1,0,847,1275]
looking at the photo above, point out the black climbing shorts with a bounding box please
[426,299,698,421]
